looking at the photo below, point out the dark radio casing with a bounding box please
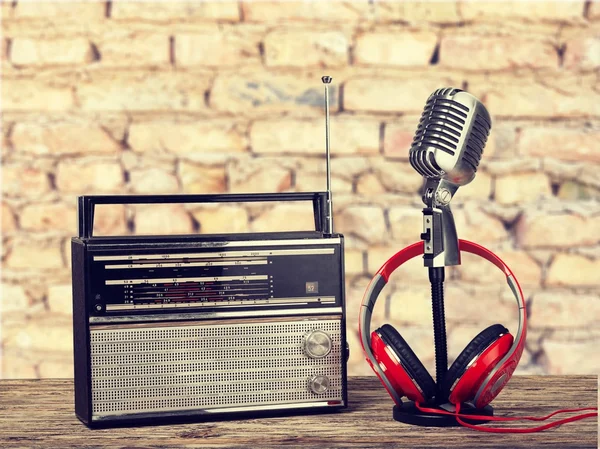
[71,193,348,427]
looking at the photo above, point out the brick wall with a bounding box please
[1,0,599,379]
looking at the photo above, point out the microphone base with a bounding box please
[392,401,494,427]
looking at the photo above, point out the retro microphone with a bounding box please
[360,88,598,432]
[409,87,492,267]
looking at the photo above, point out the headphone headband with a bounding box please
[359,240,527,405]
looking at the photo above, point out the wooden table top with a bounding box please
[0,376,597,448]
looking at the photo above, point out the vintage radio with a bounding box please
[71,192,347,427]
[71,77,347,427]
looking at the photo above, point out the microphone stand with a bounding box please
[392,179,494,427]
[429,265,447,403]
[421,178,459,402]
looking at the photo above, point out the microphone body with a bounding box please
[409,88,492,267]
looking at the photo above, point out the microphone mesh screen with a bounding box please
[409,88,491,179]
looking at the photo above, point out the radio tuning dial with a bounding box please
[303,330,332,359]
[308,375,330,395]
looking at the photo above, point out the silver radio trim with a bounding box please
[105,297,336,311]
[93,240,340,261]
[89,307,343,323]
[92,400,342,420]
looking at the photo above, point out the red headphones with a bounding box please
[359,240,527,409]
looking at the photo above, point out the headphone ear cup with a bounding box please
[442,324,513,405]
[373,325,436,403]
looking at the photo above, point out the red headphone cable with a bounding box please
[414,402,598,433]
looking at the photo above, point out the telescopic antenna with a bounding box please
[322,75,333,234]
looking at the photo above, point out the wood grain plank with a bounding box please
[0,376,597,449]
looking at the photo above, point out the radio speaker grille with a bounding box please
[90,319,343,418]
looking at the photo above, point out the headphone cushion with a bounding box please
[442,324,509,400]
[378,324,437,401]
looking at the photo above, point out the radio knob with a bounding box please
[303,330,332,359]
[308,375,330,395]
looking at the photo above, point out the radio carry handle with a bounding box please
[77,192,331,239]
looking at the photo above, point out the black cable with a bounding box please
[429,266,447,403]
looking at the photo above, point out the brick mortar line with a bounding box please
[3,65,599,77]
[3,112,600,125]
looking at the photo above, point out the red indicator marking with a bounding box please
[161,288,203,293]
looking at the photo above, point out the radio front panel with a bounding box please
[88,237,344,318]
[89,317,344,422]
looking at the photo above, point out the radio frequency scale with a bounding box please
[90,231,341,315]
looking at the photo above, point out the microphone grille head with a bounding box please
[409,88,491,186]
